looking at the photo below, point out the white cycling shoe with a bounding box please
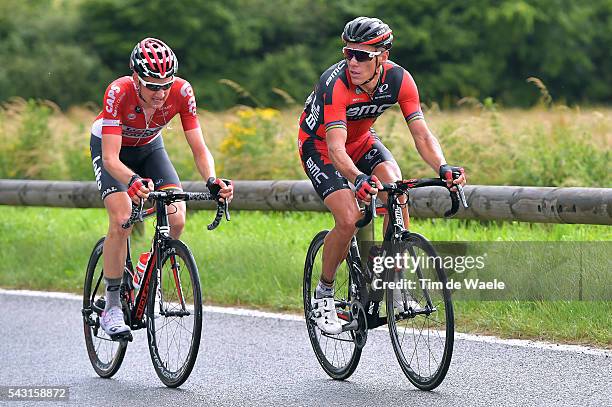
[100,306,130,337]
[393,289,420,313]
[311,297,343,335]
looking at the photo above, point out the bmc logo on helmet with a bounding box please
[346,103,394,118]
[105,85,121,117]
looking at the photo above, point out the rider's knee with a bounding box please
[107,214,132,238]
[334,211,360,236]
[170,215,185,236]
[168,204,186,237]
[375,161,402,182]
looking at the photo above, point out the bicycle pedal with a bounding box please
[110,331,133,342]
[341,319,358,332]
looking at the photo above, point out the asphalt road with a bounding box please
[0,291,610,406]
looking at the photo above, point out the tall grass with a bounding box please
[0,98,609,187]
[0,98,94,180]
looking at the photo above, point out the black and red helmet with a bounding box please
[342,17,393,50]
[129,38,178,79]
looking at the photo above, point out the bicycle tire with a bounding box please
[146,239,203,388]
[303,230,362,380]
[82,237,128,378]
[386,232,454,390]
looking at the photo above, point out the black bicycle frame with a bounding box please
[128,197,176,327]
[347,178,466,330]
[84,187,228,337]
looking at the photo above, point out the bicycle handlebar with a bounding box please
[121,190,231,230]
[355,178,469,228]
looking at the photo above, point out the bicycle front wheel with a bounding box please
[82,237,127,378]
[386,232,454,390]
[303,230,362,380]
[146,239,202,388]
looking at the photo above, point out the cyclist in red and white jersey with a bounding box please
[298,17,466,334]
[90,38,233,337]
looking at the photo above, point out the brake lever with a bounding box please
[371,194,377,219]
[456,184,469,208]
[223,199,231,221]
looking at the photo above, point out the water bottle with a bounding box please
[133,252,150,290]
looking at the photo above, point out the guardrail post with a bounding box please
[356,220,375,242]
[133,222,145,237]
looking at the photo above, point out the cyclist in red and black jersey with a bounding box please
[298,17,466,334]
[90,38,233,337]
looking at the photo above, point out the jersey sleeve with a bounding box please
[178,80,200,131]
[398,70,424,124]
[101,81,125,136]
[323,80,349,132]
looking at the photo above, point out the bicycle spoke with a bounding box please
[303,232,362,380]
[147,241,202,386]
[387,234,454,389]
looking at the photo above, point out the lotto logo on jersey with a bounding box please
[105,85,121,117]
[180,82,197,116]
[346,103,394,119]
[92,155,102,190]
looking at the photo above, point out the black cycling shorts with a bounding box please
[90,135,182,200]
[299,131,396,200]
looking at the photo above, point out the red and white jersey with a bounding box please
[91,76,200,146]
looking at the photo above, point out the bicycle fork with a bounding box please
[159,254,190,317]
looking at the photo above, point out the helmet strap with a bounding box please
[135,78,151,106]
[358,56,381,93]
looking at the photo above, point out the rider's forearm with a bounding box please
[193,148,216,180]
[102,134,139,185]
[328,146,362,184]
[103,156,138,186]
[326,127,363,183]
[412,129,447,173]
[185,127,216,180]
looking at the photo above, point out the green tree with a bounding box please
[0,0,111,109]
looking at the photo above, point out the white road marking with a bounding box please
[1,288,609,356]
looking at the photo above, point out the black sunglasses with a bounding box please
[342,47,383,62]
[138,76,174,91]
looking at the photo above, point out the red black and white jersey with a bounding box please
[298,60,423,145]
[91,76,200,146]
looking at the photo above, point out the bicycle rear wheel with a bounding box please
[82,237,128,378]
[303,230,362,380]
[147,239,202,388]
[386,232,454,390]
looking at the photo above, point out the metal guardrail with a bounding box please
[0,179,611,225]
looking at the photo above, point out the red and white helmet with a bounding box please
[129,37,178,79]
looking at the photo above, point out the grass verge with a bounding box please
[0,206,609,347]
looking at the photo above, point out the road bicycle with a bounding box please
[82,186,230,387]
[303,177,468,390]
